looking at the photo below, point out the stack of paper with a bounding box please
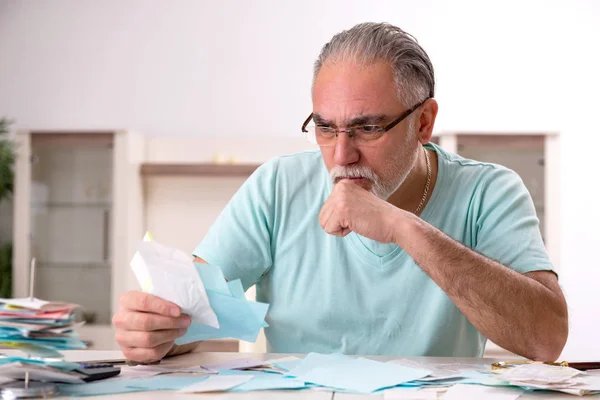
[130,235,269,344]
[495,363,600,396]
[0,298,86,353]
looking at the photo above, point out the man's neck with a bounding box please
[387,148,438,214]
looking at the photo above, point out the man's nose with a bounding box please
[333,132,360,166]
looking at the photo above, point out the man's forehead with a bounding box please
[312,62,403,123]
[312,112,390,127]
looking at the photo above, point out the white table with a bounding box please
[2,349,583,399]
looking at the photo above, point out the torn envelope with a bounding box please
[131,239,219,328]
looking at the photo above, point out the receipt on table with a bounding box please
[130,237,219,328]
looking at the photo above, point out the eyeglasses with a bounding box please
[301,98,430,147]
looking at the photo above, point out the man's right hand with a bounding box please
[112,291,191,363]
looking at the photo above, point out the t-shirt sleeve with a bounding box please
[192,158,279,290]
[473,167,554,275]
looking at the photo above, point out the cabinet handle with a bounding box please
[103,210,109,261]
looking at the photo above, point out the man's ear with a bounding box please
[417,98,438,144]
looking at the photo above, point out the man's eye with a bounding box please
[317,126,335,134]
[357,125,382,134]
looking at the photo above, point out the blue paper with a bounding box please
[286,353,348,376]
[175,262,269,344]
[126,376,209,390]
[57,376,208,397]
[0,336,86,349]
[194,263,230,295]
[217,369,307,392]
[287,353,431,393]
[176,289,268,344]
[58,380,147,397]
[273,359,302,372]
[227,280,269,328]
[0,357,81,371]
[455,371,511,386]
[227,280,246,299]
[233,376,307,391]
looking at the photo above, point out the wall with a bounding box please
[0,0,599,358]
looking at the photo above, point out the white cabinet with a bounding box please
[12,131,144,327]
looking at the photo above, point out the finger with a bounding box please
[120,291,181,317]
[113,311,191,331]
[321,206,342,235]
[115,328,187,349]
[319,201,336,230]
[325,208,351,237]
[122,342,174,363]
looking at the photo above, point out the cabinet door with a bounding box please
[30,134,113,324]
[457,135,546,242]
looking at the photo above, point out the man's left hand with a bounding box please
[319,180,403,243]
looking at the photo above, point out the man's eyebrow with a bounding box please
[312,113,389,127]
[312,114,334,126]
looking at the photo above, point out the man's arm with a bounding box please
[394,213,568,361]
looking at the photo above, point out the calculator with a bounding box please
[74,363,121,382]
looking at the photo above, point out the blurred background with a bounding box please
[0,0,598,359]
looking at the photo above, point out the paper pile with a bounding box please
[495,363,600,396]
[0,357,86,383]
[130,234,268,344]
[17,353,600,398]
[0,298,86,354]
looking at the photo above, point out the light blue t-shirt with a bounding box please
[193,143,553,357]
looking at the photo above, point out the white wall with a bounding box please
[1,0,599,359]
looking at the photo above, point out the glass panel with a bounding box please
[457,137,545,242]
[30,142,112,324]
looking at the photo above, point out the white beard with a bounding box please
[329,126,420,200]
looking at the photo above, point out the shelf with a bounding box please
[140,163,260,177]
[31,202,112,209]
[37,261,111,269]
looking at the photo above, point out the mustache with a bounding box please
[329,165,379,183]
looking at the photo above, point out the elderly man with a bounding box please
[113,22,568,363]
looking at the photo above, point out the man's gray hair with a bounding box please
[313,22,435,108]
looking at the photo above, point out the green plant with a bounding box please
[0,118,14,201]
[0,117,14,298]
[0,243,11,298]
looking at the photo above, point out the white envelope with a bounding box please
[130,240,219,328]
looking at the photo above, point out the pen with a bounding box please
[564,362,600,371]
[492,360,600,371]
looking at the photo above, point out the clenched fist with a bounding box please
[112,291,191,363]
[319,180,404,243]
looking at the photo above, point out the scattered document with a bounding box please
[384,387,445,399]
[389,358,487,382]
[443,384,524,400]
[202,357,268,372]
[287,353,431,393]
[57,376,208,397]
[116,364,213,380]
[0,362,86,383]
[0,298,78,313]
[496,363,583,384]
[179,375,253,393]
